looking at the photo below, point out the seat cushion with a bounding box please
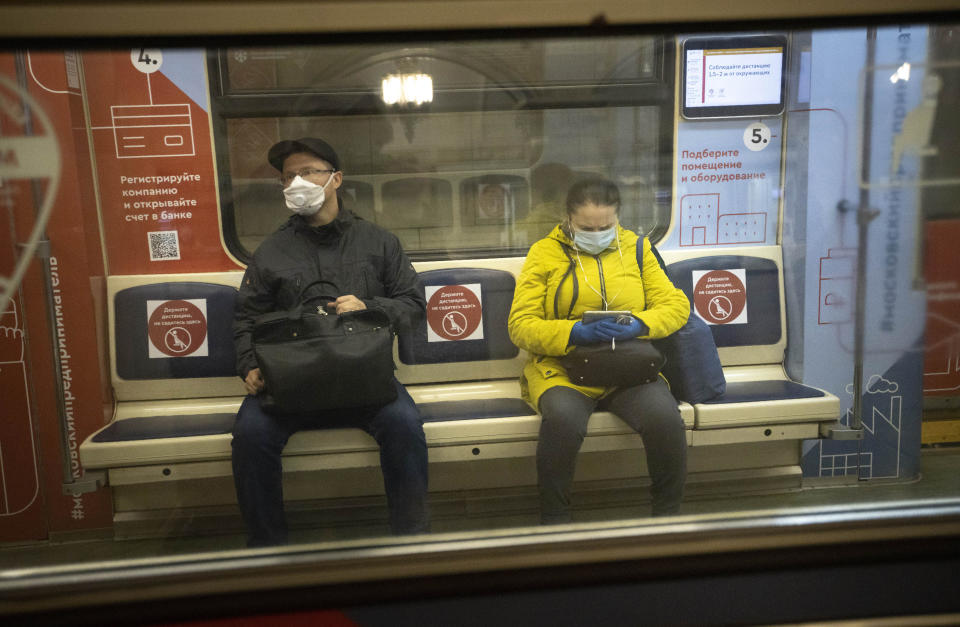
[398,268,518,365]
[90,399,537,443]
[665,256,782,349]
[699,380,825,404]
[92,413,236,442]
[693,380,837,429]
[114,282,238,380]
[419,398,536,422]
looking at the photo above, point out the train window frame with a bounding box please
[208,36,676,263]
[4,5,960,619]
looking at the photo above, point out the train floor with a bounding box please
[2,445,959,571]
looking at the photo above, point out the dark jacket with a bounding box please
[233,208,425,379]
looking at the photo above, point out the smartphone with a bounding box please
[581,310,633,324]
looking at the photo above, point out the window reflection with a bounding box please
[0,19,958,608]
[218,38,671,257]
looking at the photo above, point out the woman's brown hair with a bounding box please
[565,178,621,216]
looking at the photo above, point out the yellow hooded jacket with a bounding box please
[508,224,690,409]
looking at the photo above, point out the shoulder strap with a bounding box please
[636,237,668,278]
[553,242,579,320]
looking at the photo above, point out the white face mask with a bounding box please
[573,225,617,255]
[283,174,336,216]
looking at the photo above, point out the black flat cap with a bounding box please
[267,137,341,172]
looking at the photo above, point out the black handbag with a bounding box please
[252,280,397,414]
[554,243,665,387]
[561,339,665,387]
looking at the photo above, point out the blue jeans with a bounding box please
[231,378,430,546]
[537,379,687,524]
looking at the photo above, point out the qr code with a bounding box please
[148,230,181,261]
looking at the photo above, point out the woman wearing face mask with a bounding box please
[508,178,690,524]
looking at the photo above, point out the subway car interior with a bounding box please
[2,1,960,624]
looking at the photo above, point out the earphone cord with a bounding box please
[573,227,626,311]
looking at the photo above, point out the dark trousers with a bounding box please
[537,379,687,524]
[231,378,430,546]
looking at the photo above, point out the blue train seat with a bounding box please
[79,247,838,537]
[113,282,238,381]
[664,251,838,434]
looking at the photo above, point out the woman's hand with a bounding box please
[595,316,648,340]
[568,320,609,345]
[570,316,649,346]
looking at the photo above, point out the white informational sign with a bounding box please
[130,48,163,74]
[686,46,783,109]
[147,298,209,358]
[743,121,772,152]
[425,284,484,342]
[691,269,748,325]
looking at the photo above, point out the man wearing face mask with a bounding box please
[508,178,690,524]
[232,137,429,546]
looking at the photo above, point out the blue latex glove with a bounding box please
[594,316,648,340]
[568,320,609,346]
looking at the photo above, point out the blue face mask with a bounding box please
[573,225,617,255]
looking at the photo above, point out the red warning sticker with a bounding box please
[425,284,483,342]
[692,269,747,325]
[147,299,209,357]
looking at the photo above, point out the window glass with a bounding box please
[216,37,671,257]
[2,14,960,616]
[222,40,660,92]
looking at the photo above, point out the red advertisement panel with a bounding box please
[1,51,116,540]
[0,302,42,528]
[82,49,241,274]
[924,219,960,397]
[1,53,50,541]
[25,51,114,535]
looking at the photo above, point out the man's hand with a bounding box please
[327,295,367,314]
[244,367,265,395]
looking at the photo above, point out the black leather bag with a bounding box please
[561,339,665,388]
[553,241,665,388]
[252,281,397,414]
